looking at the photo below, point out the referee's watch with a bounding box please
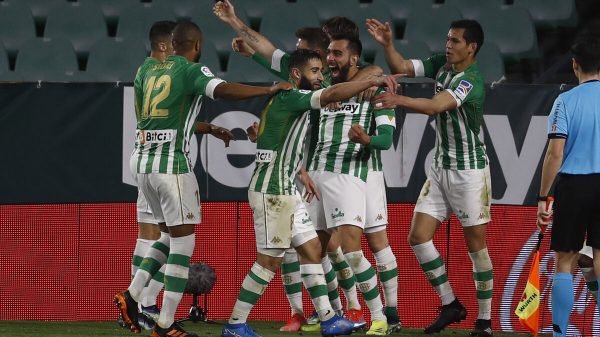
[537,195,549,201]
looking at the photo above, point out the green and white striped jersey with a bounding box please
[249,88,323,195]
[412,54,488,170]
[132,55,225,174]
[307,91,395,181]
[252,49,389,174]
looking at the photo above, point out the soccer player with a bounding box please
[369,19,493,336]
[125,20,176,332]
[231,27,367,331]
[114,20,292,337]
[304,34,395,336]
[537,33,600,337]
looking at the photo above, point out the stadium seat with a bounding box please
[404,5,462,54]
[44,2,107,57]
[0,43,9,74]
[224,52,281,83]
[477,5,538,61]
[86,37,147,82]
[443,0,504,20]
[513,0,577,29]
[258,3,320,53]
[17,0,63,26]
[15,37,79,81]
[236,0,291,30]
[372,39,432,72]
[300,2,393,61]
[187,4,250,62]
[0,71,23,82]
[200,40,222,78]
[77,0,139,28]
[116,2,176,51]
[0,1,36,56]
[476,42,505,83]
[152,0,195,20]
[372,0,434,31]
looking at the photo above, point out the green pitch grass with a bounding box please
[0,320,544,337]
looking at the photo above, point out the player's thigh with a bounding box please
[365,170,388,233]
[446,166,491,227]
[319,171,367,229]
[137,173,165,223]
[249,191,296,255]
[152,172,201,227]
[552,174,589,252]
[291,191,318,248]
[305,171,328,231]
[414,166,451,224]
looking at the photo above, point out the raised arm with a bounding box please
[213,81,292,100]
[366,18,415,77]
[372,90,457,115]
[213,0,277,61]
[320,74,401,107]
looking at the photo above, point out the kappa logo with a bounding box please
[454,80,473,101]
[271,236,282,244]
[375,213,384,221]
[186,212,195,220]
[353,215,363,223]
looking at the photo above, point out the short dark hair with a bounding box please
[322,16,359,39]
[571,35,600,73]
[450,19,484,55]
[149,20,176,51]
[295,27,330,51]
[172,20,202,53]
[288,48,322,70]
[329,35,362,58]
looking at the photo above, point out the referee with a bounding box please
[537,33,600,337]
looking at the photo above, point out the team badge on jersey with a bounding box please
[200,66,214,77]
[454,80,473,101]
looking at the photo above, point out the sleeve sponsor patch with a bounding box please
[200,66,214,77]
[453,80,473,101]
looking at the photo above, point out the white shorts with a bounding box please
[136,189,158,224]
[137,172,201,227]
[580,244,593,259]
[365,170,388,233]
[249,190,317,257]
[129,153,158,224]
[306,171,366,230]
[414,166,492,227]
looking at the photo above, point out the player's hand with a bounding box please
[325,101,342,111]
[246,122,258,143]
[357,86,378,103]
[366,18,393,47]
[299,169,320,202]
[210,125,235,147]
[213,0,237,23]
[232,37,255,57]
[372,90,400,110]
[269,81,293,95]
[537,198,554,231]
[348,124,370,145]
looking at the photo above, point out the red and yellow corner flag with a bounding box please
[514,249,541,337]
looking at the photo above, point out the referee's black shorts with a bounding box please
[551,173,600,252]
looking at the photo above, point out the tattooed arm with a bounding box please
[213,0,277,60]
